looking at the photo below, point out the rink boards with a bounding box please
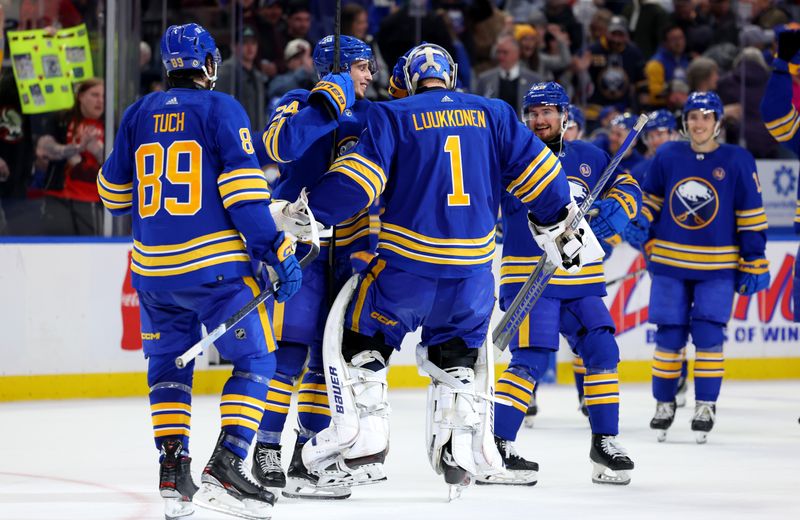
[0,239,798,400]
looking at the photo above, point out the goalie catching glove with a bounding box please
[269,189,326,241]
[528,201,602,273]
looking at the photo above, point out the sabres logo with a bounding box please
[712,167,725,181]
[567,177,590,205]
[337,136,359,157]
[579,163,592,177]
[669,177,719,230]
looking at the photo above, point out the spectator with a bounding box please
[587,8,613,46]
[267,38,315,101]
[666,77,690,111]
[544,0,583,54]
[718,47,778,158]
[475,32,542,114]
[586,16,646,114]
[256,0,286,77]
[644,25,690,108]
[282,0,314,50]
[377,2,456,72]
[686,55,719,92]
[342,3,388,99]
[217,26,268,132]
[746,0,790,29]
[623,0,671,59]
[515,23,571,82]
[670,0,713,56]
[37,78,105,235]
[707,0,739,47]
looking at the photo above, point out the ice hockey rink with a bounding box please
[0,380,797,520]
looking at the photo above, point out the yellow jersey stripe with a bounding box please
[134,230,242,254]
[507,147,550,194]
[97,168,133,191]
[381,222,495,247]
[378,242,494,265]
[132,239,246,267]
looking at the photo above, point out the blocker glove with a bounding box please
[263,232,302,302]
[309,72,355,118]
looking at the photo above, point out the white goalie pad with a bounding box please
[417,343,503,481]
[302,274,390,487]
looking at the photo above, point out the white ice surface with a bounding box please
[1,381,798,520]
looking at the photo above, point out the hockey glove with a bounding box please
[309,73,355,118]
[528,201,586,274]
[590,198,631,240]
[736,257,770,296]
[621,213,651,249]
[775,26,800,74]
[263,232,302,302]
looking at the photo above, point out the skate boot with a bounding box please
[193,433,276,520]
[589,434,633,485]
[159,439,198,520]
[650,400,677,442]
[523,388,538,428]
[675,373,688,408]
[691,401,716,444]
[252,442,285,489]
[282,438,351,500]
[475,436,538,486]
[440,441,471,501]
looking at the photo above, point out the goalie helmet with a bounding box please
[403,43,457,95]
[313,35,377,79]
[160,23,221,83]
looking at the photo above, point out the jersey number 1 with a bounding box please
[445,135,471,206]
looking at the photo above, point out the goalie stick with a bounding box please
[492,113,649,351]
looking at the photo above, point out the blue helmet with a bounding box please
[313,35,376,79]
[682,91,723,120]
[567,104,585,131]
[610,112,638,130]
[161,23,221,81]
[645,109,677,133]
[403,43,457,95]
[522,82,570,114]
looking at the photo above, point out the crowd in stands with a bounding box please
[1,0,799,235]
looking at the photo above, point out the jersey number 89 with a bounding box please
[135,140,203,218]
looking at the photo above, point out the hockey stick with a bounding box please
[175,204,321,369]
[327,0,342,307]
[492,114,649,352]
[605,267,646,287]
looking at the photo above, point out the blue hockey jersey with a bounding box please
[630,156,653,186]
[760,65,800,232]
[263,90,372,254]
[641,141,768,280]
[306,88,572,278]
[99,88,276,290]
[500,140,641,302]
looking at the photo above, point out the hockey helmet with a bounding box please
[161,23,221,83]
[567,104,585,131]
[644,109,677,133]
[313,35,376,79]
[682,91,723,120]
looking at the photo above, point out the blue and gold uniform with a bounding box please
[256,35,376,453]
[100,80,283,459]
[497,138,640,440]
[761,33,800,321]
[642,135,768,404]
[308,90,571,351]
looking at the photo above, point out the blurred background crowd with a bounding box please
[0,0,798,236]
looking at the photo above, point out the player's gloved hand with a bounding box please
[621,213,650,249]
[590,198,631,240]
[388,45,419,99]
[736,257,770,296]
[269,190,324,241]
[528,201,586,273]
[309,72,355,118]
[263,232,302,302]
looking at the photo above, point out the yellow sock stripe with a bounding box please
[265,389,292,405]
[221,417,261,430]
[150,402,191,412]
[496,377,533,413]
[694,356,725,377]
[267,378,293,393]
[584,372,619,406]
[298,404,332,416]
[264,403,290,413]
[151,412,191,427]
[500,371,535,392]
[154,427,191,437]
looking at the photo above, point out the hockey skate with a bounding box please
[252,442,285,489]
[440,442,471,501]
[475,436,538,486]
[283,439,352,500]
[589,434,633,485]
[193,433,276,520]
[650,400,677,442]
[691,401,716,444]
[523,389,538,428]
[159,439,198,520]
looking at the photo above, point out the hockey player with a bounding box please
[280,44,586,495]
[761,25,800,321]
[254,34,375,500]
[97,23,301,520]
[635,91,770,443]
[593,112,645,174]
[622,109,691,407]
[485,82,638,486]
[563,104,585,142]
